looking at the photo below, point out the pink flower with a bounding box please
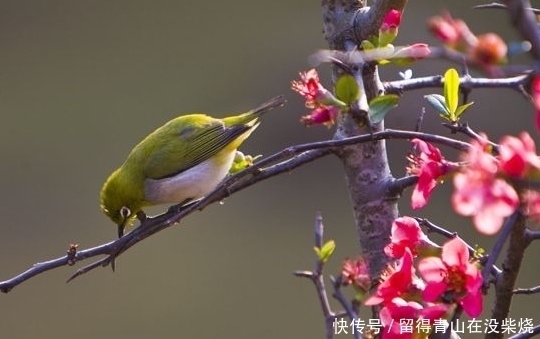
[300,106,340,127]
[379,298,449,339]
[427,15,460,46]
[418,237,483,318]
[291,69,345,127]
[378,9,402,47]
[384,217,429,258]
[452,136,519,234]
[381,9,402,31]
[407,139,456,209]
[391,44,431,61]
[427,12,477,50]
[499,132,540,178]
[523,190,540,223]
[342,257,371,292]
[365,248,415,306]
[532,76,540,131]
[291,69,336,109]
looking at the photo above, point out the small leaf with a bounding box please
[335,75,360,105]
[316,240,336,263]
[425,94,451,119]
[444,68,460,117]
[454,101,474,119]
[360,39,376,50]
[368,94,399,123]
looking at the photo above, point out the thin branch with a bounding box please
[524,229,540,240]
[513,285,540,294]
[474,2,540,15]
[441,123,501,152]
[330,275,360,339]
[507,324,540,339]
[481,211,521,290]
[388,175,418,197]
[0,129,471,293]
[384,73,528,95]
[293,213,341,339]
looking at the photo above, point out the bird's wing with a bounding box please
[143,120,251,180]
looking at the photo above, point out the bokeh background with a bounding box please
[1,1,539,338]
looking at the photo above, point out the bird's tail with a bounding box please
[250,95,287,116]
[223,95,286,127]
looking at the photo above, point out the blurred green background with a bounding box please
[1,1,539,338]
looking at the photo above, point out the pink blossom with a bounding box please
[384,217,429,258]
[365,248,415,306]
[391,44,431,61]
[379,297,449,339]
[291,69,345,127]
[291,69,340,109]
[300,106,340,127]
[532,76,540,131]
[342,257,371,292]
[427,12,477,50]
[419,237,483,317]
[523,190,540,223]
[452,136,519,234]
[427,15,460,46]
[291,69,324,108]
[407,139,456,209]
[499,132,540,178]
[381,9,402,31]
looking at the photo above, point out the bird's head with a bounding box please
[100,168,143,237]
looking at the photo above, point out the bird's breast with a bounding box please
[143,150,236,205]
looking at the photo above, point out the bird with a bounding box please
[100,95,286,238]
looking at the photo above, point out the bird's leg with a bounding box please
[136,210,147,223]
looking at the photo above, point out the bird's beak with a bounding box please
[117,221,126,238]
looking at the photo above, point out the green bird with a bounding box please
[100,95,286,237]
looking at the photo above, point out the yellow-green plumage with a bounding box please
[100,95,285,237]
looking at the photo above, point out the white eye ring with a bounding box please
[120,206,132,219]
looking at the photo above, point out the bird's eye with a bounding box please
[120,206,131,219]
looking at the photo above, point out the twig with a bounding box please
[513,285,540,294]
[507,324,540,339]
[388,175,418,197]
[481,211,521,290]
[293,213,340,339]
[441,123,501,153]
[474,2,540,14]
[384,73,528,95]
[524,229,540,240]
[330,275,360,339]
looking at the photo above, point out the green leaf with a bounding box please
[360,39,376,50]
[454,101,474,119]
[315,240,336,263]
[334,75,360,105]
[425,94,451,119]
[443,68,460,118]
[368,94,399,123]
